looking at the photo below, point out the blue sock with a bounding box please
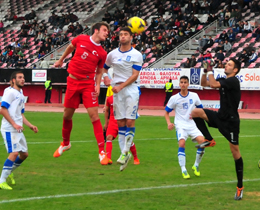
[0,159,14,183]
[12,156,24,172]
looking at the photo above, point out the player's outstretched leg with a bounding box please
[105,140,113,165]
[195,139,216,148]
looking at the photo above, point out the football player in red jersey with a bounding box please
[53,22,110,165]
[104,95,140,165]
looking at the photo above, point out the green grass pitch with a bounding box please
[0,112,259,210]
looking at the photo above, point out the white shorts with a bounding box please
[1,131,28,153]
[175,126,203,142]
[113,84,139,120]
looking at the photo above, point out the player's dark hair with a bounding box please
[91,22,110,35]
[230,58,241,75]
[180,75,189,82]
[119,27,133,36]
[11,71,23,80]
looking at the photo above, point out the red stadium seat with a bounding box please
[248,63,256,68]
[142,63,149,68]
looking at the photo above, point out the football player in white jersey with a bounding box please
[103,27,143,171]
[0,71,38,190]
[164,76,211,179]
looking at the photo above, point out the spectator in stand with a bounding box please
[215,49,225,62]
[203,50,212,61]
[182,58,191,68]
[228,9,236,27]
[38,51,45,59]
[19,29,28,37]
[36,31,44,43]
[28,27,35,37]
[7,48,13,57]
[102,11,111,23]
[158,4,165,16]
[53,27,61,34]
[223,40,232,52]
[25,10,36,20]
[228,29,236,43]
[3,54,11,63]
[8,38,16,49]
[202,35,214,51]
[141,50,146,62]
[238,49,249,64]
[224,8,231,27]
[214,40,224,53]
[215,60,225,68]
[253,25,260,41]
[0,20,4,33]
[217,30,229,43]
[40,58,50,68]
[44,43,51,54]
[218,9,225,27]
[197,35,208,53]
[234,21,244,33]
[185,0,193,14]
[250,0,260,12]
[13,41,21,49]
[10,53,19,67]
[16,55,26,67]
[197,53,204,63]
[244,43,254,56]
[21,41,29,49]
[243,21,252,33]
[190,54,197,67]
[67,23,75,33]
[249,49,258,63]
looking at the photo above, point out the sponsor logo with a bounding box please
[80,45,86,48]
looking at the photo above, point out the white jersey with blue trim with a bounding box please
[165,91,202,129]
[104,47,143,85]
[1,88,25,132]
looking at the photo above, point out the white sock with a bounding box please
[194,148,205,167]
[118,126,126,153]
[178,147,186,172]
[123,127,135,153]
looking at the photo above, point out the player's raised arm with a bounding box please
[202,60,221,88]
[54,43,76,67]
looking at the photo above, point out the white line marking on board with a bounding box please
[0,178,259,204]
[21,134,260,145]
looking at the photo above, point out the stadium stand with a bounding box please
[0,0,260,69]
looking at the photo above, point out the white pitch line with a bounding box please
[22,134,260,145]
[0,178,260,204]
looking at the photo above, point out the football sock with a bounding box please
[130,142,138,159]
[92,119,105,153]
[11,156,24,172]
[0,159,13,183]
[235,157,243,188]
[178,147,186,172]
[194,148,205,167]
[62,119,72,146]
[123,127,135,154]
[106,140,113,159]
[193,118,213,141]
[118,126,127,153]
